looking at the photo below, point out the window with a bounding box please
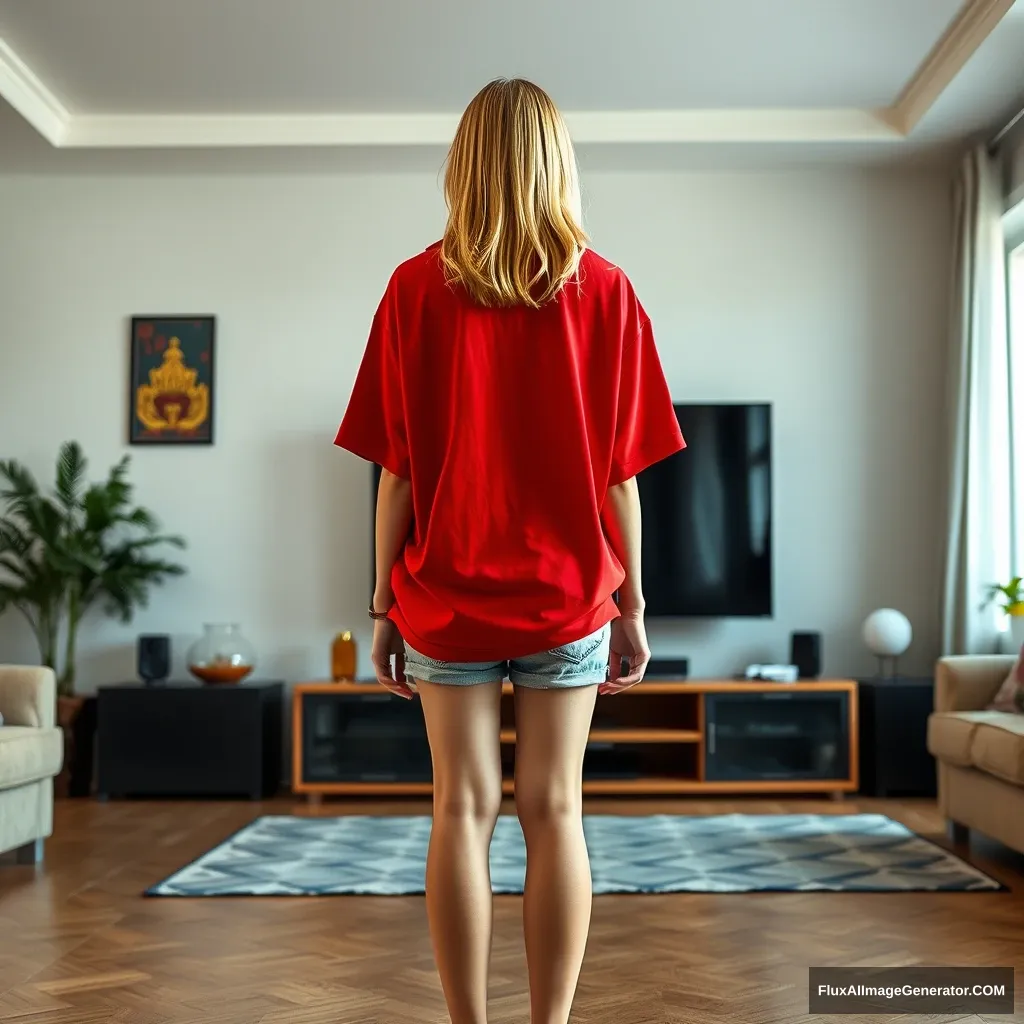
[1006,201,1024,573]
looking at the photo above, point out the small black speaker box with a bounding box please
[137,634,171,684]
[790,632,822,679]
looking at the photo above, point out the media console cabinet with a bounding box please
[293,679,858,801]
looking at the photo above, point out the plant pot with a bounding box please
[55,695,97,799]
[1010,614,1024,650]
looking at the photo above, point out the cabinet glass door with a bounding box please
[705,691,849,781]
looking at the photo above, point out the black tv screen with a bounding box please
[638,403,772,617]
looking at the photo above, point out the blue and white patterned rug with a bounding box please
[147,813,1003,897]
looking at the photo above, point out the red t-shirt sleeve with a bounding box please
[334,279,410,478]
[609,316,685,485]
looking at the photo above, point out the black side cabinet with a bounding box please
[97,680,284,800]
[857,677,937,797]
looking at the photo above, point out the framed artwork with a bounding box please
[129,316,215,445]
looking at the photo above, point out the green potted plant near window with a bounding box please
[984,577,1024,647]
[0,442,186,793]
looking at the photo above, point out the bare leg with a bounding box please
[417,679,504,1024]
[513,683,598,1024]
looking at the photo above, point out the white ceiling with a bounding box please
[0,0,1021,161]
[914,0,1024,140]
[0,0,966,113]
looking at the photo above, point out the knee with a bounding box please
[433,779,502,825]
[514,779,581,833]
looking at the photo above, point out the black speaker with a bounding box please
[790,632,821,679]
[137,634,171,684]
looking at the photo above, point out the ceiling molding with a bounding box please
[60,108,903,149]
[567,109,901,145]
[0,37,68,144]
[890,0,1017,133]
[64,112,461,148]
[0,0,1015,151]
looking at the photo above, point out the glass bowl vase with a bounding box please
[187,623,256,685]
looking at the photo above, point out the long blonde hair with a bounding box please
[440,79,587,308]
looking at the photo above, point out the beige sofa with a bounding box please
[927,656,1024,854]
[0,666,63,864]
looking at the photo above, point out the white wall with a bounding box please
[0,167,951,687]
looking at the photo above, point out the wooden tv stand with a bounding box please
[292,680,858,800]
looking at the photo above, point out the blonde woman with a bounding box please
[336,79,684,1024]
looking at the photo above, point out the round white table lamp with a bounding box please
[862,608,912,678]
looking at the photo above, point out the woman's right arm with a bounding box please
[601,298,684,690]
[600,476,651,692]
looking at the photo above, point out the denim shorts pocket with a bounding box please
[547,627,607,666]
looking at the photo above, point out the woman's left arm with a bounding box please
[371,468,414,697]
[373,468,413,611]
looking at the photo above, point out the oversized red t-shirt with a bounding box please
[335,243,684,661]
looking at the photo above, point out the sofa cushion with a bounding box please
[0,666,56,728]
[927,711,1002,766]
[0,727,63,789]
[970,715,1024,785]
[988,645,1024,713]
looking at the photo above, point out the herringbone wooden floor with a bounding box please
[0,797,1021,1024]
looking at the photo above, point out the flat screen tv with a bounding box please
[638,403,772,617]
[370,401,772,618]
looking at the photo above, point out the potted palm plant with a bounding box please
[984,577,1024,646]
[0,442,186,791]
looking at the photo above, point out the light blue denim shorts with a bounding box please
[404,622,611,689]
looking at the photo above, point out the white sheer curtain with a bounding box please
[940,145,1012,655]
[1007,210,1024,586]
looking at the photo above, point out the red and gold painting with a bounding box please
[129,316,215,445]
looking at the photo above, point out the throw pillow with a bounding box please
[989,644,1024,713]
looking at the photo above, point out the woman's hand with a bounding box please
[371,617,414,699]
[600,609,651,695]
